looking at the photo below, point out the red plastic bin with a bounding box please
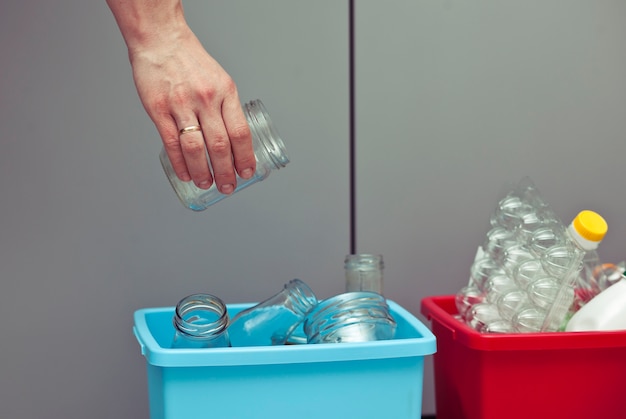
[421,295,626,419]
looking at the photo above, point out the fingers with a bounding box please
[177,120,214,190]
[222,95,256,179]
[159,115,192,183]
[161,98,256,194]
[196,110,237,194]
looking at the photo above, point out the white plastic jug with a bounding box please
[565,276,626,332]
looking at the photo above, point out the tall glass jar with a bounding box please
[344,254,384,294]
[227,279,318,347]
[171,293,231,349]
[160,99,290,211]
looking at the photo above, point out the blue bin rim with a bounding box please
[133,300,436,367]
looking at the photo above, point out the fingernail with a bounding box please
[220,184,234,194]
[241,168,254,179]
[198,181,211,189]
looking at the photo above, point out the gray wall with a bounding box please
[355,1,626,412]
[0,1,349,418]
[2,1,626,417]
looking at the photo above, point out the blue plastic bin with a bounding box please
[133,300,436,419]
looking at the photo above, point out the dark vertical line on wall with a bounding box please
[349,0,356,254]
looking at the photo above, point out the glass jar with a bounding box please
[160,99,290,211]
[227,279,318,347]
[304,292,397,344]
[171,293,230,349]
[344,254,384,294]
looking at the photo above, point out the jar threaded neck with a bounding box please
[245,100,290,169]
[284,279,318,317]
[173,293,229,340]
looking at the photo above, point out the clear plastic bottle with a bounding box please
[160,99,290,211]
[455,285,485,321]
[508,210,608,331]
[171,293,231,349]
[467,302,502,332]
[303,292,396,344]
[597,262,626,291]
[227,279,318,347]
[457,179,607,333]
[543,210,608,312]
[344,254,384,294]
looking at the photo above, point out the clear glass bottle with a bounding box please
[227,279,318,347]
[344,254,384,294]
[171,293,231,349]
[303,292,397,344]
[160,99,290,211]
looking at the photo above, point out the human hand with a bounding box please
[129,27,256,194]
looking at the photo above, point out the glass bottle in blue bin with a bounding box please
[227,279,318,347]
[171,293,231,349]
[304,291,397,344]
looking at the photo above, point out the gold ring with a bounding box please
[179,125,202,135]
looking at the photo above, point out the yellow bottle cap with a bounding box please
[572,210,608,243]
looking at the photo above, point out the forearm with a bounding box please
[106,0,256,191]
[106,0,189,53]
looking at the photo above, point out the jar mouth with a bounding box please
[344,254,384,271]
[173,293,229,339]
[284,279,318,315]
[246,100,290,169]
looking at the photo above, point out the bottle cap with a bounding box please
[569,210,607,250]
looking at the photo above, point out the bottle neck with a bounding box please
[173,294,229,340]
[567,224,600,252]
[279,279,318,317]
[244,100,290,170]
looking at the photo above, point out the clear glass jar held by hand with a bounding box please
[160,100,290,211]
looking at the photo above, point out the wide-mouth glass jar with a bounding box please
[160,99,290,211]
[303,292,396,344]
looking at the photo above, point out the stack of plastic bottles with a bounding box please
[456,178,606,333]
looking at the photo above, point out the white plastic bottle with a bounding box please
[566,275,626,331]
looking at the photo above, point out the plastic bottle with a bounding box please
[547,210,608,311]
[160,99,290,211]
[566,274,626,331]
[227,279,318,347]
[529,210,608,330]
[171,293,231,349]
[344,254,384,294]
[494,210,606,333]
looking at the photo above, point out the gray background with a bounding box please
[1,1,626,417]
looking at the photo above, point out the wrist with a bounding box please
[108,0,190,53]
